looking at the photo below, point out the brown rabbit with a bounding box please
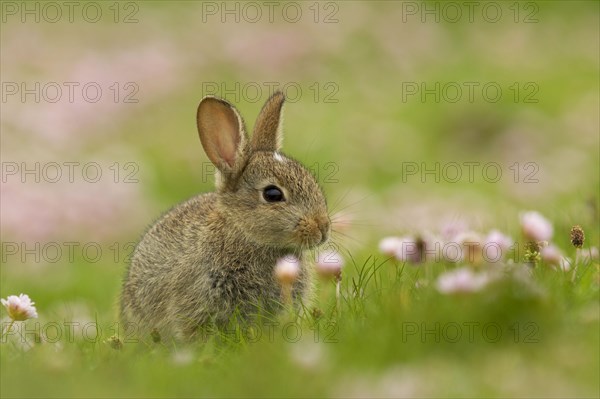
[120,91,330,340]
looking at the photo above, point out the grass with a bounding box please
[1,246,599,397]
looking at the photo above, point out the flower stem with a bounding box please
[282,284,293,307]
[335,277,341,315]
[1,320,15,342]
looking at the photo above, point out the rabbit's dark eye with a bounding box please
[263,185,285,202]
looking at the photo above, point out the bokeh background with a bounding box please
[1,1,599,397]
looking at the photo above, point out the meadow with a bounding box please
[1,1,599,397]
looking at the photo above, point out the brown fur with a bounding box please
[120,92,330,340]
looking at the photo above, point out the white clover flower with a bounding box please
[378,237,405,257]
[441,231,482,264]
[440,219,469,241]
[435,268,491,294]
[540,244,563,266]
[394,236,421,263]
[454,231,484,246]
[275,256,300,285]
[441,239,464,263]
[419,232,443,262]
[520,211,553,242]
[485,230,513,251]
[541,247,572,271]
[483,230,514,262]
[379,236,426,263]
[454,231,484,265]
[1,293,38,321]
[315,250,344,279]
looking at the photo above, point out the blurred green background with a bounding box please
[1,1,598,397]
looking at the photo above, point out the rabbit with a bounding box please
[120,91,331,341]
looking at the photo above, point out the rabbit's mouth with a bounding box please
[294,215,331,249]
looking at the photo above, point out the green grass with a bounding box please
[1,249,599,397]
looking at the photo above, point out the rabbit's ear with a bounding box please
[251,91,285,152]
[197,96,248,175]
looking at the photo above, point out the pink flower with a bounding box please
[380,235,439,264]
[394,237,421,263]
[540,244,563,265]
[440,219,469,241]
[485,230,514,252]
[483,230,514,262]
[520,211,553,242]
[1,293,38,321]
[315,250,344,279]
[378,237,405,257]
[275,256,300,285]
[436,268,491,294]
[453,231,484,265]
[540,245,572,271]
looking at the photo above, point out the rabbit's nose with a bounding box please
[317,216,330,244]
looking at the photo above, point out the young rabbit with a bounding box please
[120,91,330,340]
